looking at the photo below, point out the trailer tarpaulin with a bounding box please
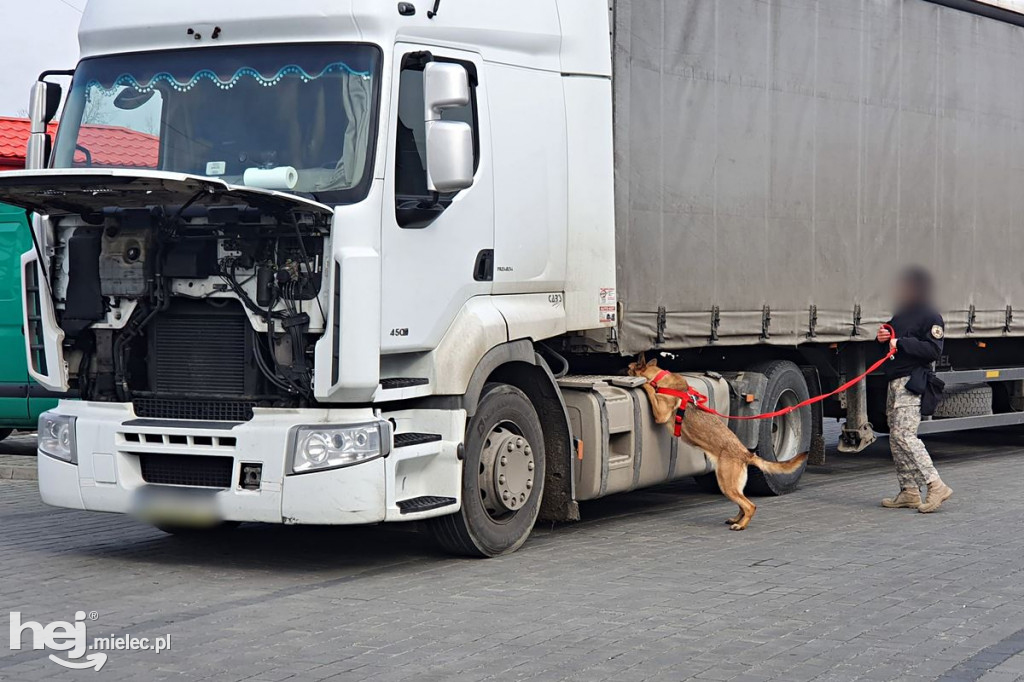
[612,0,1024,353]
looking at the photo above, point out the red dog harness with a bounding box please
[648,324,898,435]
[648,369,701,436]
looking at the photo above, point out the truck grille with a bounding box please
[24,262,47,374]
[150,303,249,395]
[138,453,234,488]
[133,398,256,422]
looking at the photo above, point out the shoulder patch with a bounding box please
[931,325,944,340]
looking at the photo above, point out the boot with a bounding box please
[881,488,922,509]
[918,480,953,513]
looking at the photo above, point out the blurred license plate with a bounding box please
[131,486,221,527]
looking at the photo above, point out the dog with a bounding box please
[627,354,807,530]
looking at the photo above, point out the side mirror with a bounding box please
[423,62,474,193]
[26,81,63,170]
[29,81,62,128]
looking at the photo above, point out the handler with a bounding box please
[876,267,953,513]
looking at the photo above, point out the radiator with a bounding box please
[147,301,252,396]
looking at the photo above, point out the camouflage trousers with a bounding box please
[887,377,940,489]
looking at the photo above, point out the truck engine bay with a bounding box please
[52,200,330,419]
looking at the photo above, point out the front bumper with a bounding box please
[38,401,462,525]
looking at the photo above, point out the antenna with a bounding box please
[427,0,442,19]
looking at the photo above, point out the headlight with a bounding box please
[38,413,77,464]
[288,423,387,474]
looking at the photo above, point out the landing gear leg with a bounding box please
[839,346,877,453]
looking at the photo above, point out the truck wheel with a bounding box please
[933,383,992,419]
[430,383,546,558]
[745,361,810,496]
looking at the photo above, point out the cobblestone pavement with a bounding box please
[0,432,37,481]
[0,433,37,480]
[2,426,1024,681]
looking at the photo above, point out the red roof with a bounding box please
[0,117,39,170]
[0,116,159,170]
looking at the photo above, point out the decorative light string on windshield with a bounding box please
[86,62,371,95]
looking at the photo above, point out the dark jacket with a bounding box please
[885,303,946,415]
[907,367,945,417]
[884,303,944,380]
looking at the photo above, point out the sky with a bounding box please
[0,0,83,117]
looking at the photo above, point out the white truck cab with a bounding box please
[0,0,633,557]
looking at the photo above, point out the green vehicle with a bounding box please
[0,202,57,440]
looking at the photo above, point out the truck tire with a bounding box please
[0,429,12,443]
[933,383,992,419]
[429,383,546,557]
[745,360,811,496]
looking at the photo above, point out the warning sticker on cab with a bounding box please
[599,288,617,325]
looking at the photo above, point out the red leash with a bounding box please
[649,325,897,434]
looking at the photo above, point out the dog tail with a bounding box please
[750,452,808,475]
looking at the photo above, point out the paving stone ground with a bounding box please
[2,424,1024,681]
[0,433,38,481]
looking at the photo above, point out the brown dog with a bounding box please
[628,355,807,530]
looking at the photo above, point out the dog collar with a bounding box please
[650,369,673,388]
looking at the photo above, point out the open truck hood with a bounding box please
[0,168,335,218]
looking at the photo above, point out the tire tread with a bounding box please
[428,383,544,558]
[933,383,992,419]
[745,360,810,496]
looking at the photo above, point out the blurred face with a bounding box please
[895,279,916,307]
[894,274,928,308]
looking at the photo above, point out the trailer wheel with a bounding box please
[429,383,546,558]
[745,361,810,496]
[933,383,993,419]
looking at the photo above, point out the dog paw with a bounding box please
[725,518,740,525]
[729,524,745,531]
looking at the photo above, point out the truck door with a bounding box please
[380,45,494,353]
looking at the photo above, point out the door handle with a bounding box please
[473,249,494,282]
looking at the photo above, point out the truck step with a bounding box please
[396,496,456,515]
[380,377,429,390]
[393,432,443,448]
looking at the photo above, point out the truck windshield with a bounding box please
[52,44,381,204]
